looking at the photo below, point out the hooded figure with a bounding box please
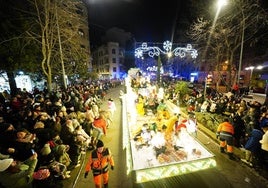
[0,154,38,188]
[0,158,13,172]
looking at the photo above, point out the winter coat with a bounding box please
[244,129,263,153]
[0,158,37,188]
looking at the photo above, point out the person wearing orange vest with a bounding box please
[84,140,114,188]
[216,118,235,160]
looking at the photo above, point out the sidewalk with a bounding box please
[242,92,266,104]
[62,85,132,188]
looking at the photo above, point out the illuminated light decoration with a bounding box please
[190,72,198,76]
[146,66,158,72]
[135,41,198,59]
[134,158,217,183]
[123,74,216,184]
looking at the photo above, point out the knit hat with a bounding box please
[34,121,45,129]
[33,168,50,180]
[16,128,29,134]
[96,140,104,148]
[40,143,51,156]
[0,158,13,172]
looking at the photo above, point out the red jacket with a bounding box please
[93,118,107,135]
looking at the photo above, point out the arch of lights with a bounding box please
[134,40,198,59]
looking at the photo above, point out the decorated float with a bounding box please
[122,71,216,184]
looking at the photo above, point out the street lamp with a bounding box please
[215,0,245,86]
[217,0,227,9]
[203,0,227,62]
[237,8,245,85]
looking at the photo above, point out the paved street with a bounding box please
[62,86,132,188]
[243,93,266,104]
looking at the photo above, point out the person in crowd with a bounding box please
[0,152,38,188]
[92,114,107,142]
[10,95,23,114]
[91,102,100,118]
[232,83,239,96]
[58,119,81,169]
[60,119,75,145]
[32,121,52,152]
[231,107,246,148]
[84,140,114,188]
[74,125,92,151]
[241,124,263,167]
[259,116,268,170]
[54,144,71,171]
[216,118,235,160]
[99,110,113,129]
[243,106,261,147]
[107,98,116,119]
[13,128,37,161]
[38,146,71,180]
[0,122,17,156]
[84,105,95,135]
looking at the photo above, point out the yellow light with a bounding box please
[217,0,227,8]
[167,52,172,58]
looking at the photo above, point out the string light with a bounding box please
[135,40,198,59]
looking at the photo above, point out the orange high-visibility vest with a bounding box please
[85,148,114,175]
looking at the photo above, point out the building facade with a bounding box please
[92,42,125,80]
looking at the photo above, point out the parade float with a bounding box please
[122,72,216,184]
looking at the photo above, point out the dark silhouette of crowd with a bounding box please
[0,80,120,188]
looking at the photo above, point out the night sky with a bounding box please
[87,0,184,44]
[86,0,268,46]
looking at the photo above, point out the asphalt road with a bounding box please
[242,93,266,104]
[62,87,268,188]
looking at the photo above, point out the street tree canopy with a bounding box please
[0,0,91,94]
[187,0,268,89]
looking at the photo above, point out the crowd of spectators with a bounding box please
[0,80,120,188]
[164,82,268,172]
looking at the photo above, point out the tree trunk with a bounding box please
[6,71,17,96]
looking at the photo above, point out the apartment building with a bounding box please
[92,42,125,80]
